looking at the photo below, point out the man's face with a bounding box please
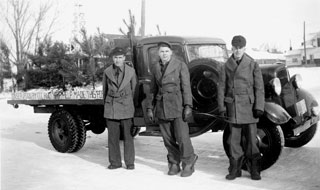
[113,54,126,67]
[158,46,172,63]
[232,46,246,60]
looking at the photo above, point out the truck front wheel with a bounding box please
[48,110,78,153]
[223,124,284,171]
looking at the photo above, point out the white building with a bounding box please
[285,31,320,66]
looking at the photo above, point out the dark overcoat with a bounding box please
[103,64,137,119]
[217,53,265,124]
[146,57,192,120]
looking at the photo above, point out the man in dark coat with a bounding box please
[146,41,198,177]
[218,35,265,180]
[103,47,137,170]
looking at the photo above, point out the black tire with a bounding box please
[223,123,284,171]
[71,113,87,152]
[48,110,78,153]
[188,58,224,136]
[285,123,318,148]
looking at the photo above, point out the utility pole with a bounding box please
[141,0,146,37]
[303,21,307,65]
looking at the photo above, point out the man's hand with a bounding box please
[253,109,264,118]
[219,111,227,118]
[183,105,192,122]
[147,108,154,122]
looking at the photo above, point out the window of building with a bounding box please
[292,58,298,63]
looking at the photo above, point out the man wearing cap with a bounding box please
[146,41,198,177]
[103,47,137,170]
[218,35,265,180]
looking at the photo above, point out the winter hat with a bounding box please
[231,35,246,48]
[111,47,126,56]
[157,41,172,49]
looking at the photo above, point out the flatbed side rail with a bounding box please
[7,90,104,106]
[7,99,104,106]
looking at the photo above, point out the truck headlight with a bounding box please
[311,106,320,116]
[292,74,302,89]
[270,77,282,96]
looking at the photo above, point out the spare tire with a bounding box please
[188,58,226,137]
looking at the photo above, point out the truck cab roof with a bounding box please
[137,35,226,47]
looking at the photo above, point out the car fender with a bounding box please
[264,102,291,125]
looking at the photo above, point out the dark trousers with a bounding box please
[107,119,135,166]
[228,123,260,160]
[159,117,195,165]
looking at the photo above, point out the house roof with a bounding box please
[246,49,285,60]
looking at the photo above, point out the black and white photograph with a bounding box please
[1,0,320,190]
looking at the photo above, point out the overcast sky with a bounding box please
[3,0,320,52]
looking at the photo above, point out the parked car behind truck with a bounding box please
[7,36,319,171]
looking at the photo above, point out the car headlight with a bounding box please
[311,106,320,116]
[292,74,302,89]
[270,77,281,96]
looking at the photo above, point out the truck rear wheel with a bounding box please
[71,113,87,152]
[223,124,284,171]
[48,110,78,153]
[285,123,318,147]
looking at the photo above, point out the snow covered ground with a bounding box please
[1,67,320,190]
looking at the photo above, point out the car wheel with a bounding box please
[223,124,284,171]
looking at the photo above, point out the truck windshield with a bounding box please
[187,44,228,62]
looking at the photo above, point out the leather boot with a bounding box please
[180,154,198,177]
[250,154,261,180]
[168,163,181,175]
[226,157,242,180]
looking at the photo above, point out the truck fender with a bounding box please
[264,102,291,125]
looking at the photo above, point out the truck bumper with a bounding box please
[293,115,320,136]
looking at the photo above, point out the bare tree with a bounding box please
[0,0,57,70]
[0,37,11,92]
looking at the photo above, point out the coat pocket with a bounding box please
[105,96,112,103]
[249,94,255,104]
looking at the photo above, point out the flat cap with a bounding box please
[157,41,172,49]
[231,35,246,48]
[111,47,126,56]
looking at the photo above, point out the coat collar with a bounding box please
[105,65,117,85]
[105,64,134,90]
[154,56,179,81]
[228,53,251,71]
[163,57,179,76]
[118,64,134,90]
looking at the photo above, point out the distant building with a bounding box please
[285,31,320,66]
[246,49,285,64]
[227,49,285,64]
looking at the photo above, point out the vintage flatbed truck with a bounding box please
[7,35,319,171]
